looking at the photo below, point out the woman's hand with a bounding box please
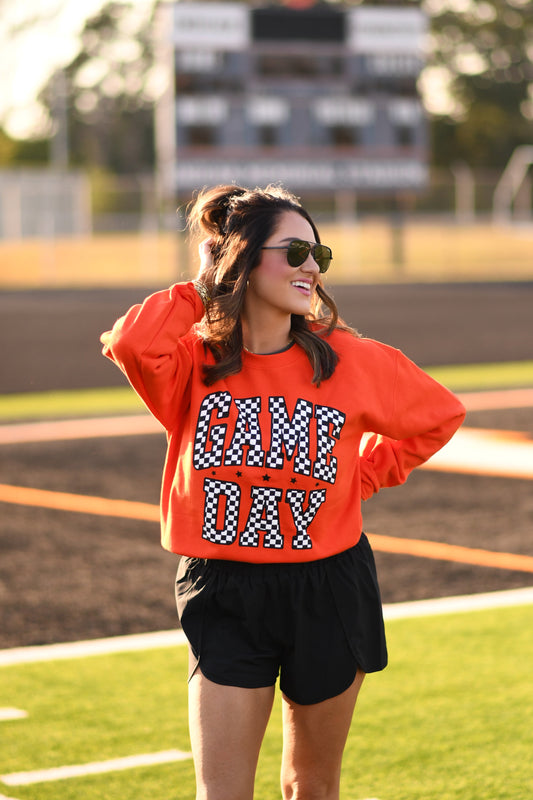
[196,238,214,283]
[194,238,215,308]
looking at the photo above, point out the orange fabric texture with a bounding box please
[101,282,465,563]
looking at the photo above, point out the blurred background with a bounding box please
[0,0,532,288]
[1,0,532,650]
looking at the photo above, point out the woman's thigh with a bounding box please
[280,670,366,800]
[188,662,276,800]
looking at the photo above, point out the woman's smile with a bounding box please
[291,279,313,296]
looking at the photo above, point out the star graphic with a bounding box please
[236,471,243,477]
[262,474,271,482]
[290,478,297,484]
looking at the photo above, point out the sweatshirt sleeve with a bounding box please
[100,282,205,429]
[359,348,466,500]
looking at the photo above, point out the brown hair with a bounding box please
[186,183,356,386]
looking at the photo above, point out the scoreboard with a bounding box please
[155,2,428,197]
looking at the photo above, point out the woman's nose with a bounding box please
[301,252,320,273]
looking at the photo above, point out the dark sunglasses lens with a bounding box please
[285,240,332,272]
[314,244,332,273]
[286,240,311,267]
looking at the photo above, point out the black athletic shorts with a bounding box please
[175,533,387,705]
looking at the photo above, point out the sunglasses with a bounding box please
[261,239,333,273]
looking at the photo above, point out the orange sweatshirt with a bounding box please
[101,282,465,563]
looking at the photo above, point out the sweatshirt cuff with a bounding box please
[182,280,207,319]
[360,461,380,501]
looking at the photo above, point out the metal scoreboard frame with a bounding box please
[154,2,429,198]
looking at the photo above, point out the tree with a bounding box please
[422,0,533,168]
[41,1,159,173]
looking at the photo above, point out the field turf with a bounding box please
[1,602,532,800]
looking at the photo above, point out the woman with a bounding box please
[101,184,465,800]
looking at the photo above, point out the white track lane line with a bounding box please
[1,588,533,668]
[1,750,191,786]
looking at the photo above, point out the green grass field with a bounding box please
[1,360,532,422]
[2,602,532,800]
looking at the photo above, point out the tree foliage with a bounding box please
[424,0,533,167]
[41,1,158,173]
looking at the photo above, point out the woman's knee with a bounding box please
[281,772,340,800]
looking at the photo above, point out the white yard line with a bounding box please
[1,750,191,787]
[1,587,532,669]
[382,586,533,620]
[0,709,27,721]
[0,629,187,667]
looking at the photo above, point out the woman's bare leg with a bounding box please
[188,665,275,800]
[280,670,365,800]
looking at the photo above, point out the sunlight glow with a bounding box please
[418,65,461,117]
[0,0,156,139]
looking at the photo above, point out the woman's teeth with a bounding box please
[291,281,310,292]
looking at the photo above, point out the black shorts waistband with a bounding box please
[184,536,366,577]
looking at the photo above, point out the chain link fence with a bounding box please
[0,170,92,239]
[1,166,532,239]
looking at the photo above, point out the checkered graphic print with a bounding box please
[286,488,327,549]
[265,397,312,475]
[224,396,265,467]
[193,391,232,470]
[239,486,284,549]
[313,405,346,484]
[202,477,241,545]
